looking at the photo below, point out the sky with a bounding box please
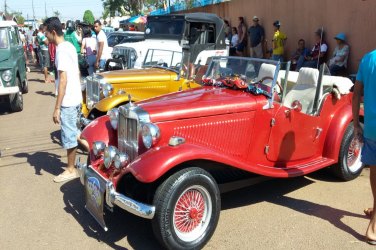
[5,0,104,22]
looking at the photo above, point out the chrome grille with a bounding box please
[112,47,137,69]
[86,76,100,109]
[118,111,139,161]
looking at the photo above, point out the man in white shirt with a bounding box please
[43,17,88,183]
[93,20,110,70]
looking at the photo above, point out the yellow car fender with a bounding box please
[94,93,142,112]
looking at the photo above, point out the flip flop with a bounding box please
[367,239,376,245]
[364,208,373,218]
[53,170,79,183]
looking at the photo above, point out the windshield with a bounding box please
[204,57,288,101]
[145,20,184,39]
[0,28,9,49]
[143,49,182,72]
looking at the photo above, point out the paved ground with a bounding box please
[0,67,375,249]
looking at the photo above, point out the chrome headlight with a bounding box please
[130,51,137,61]
[141,123,160,149]
[104,146,117,169]
[2,70,13,82]
[107,108,119,130]
[92,141,106,157]
[102,83,113,98]
[114,152,130,169]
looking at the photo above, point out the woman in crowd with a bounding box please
[329,32,350,76]
[81,26,97,75]
[230,27,239,56]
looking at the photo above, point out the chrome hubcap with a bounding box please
[347,138,362,173]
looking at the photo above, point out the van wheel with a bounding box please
[22,78,28,94]
[9,78,23,112]
[332,122,364,181]
[152,167,220,250]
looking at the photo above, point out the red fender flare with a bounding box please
[81,115,118,150]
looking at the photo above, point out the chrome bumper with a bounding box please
[0,85,19,95]
[76,158,155,220]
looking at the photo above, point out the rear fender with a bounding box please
[322,104,361,160]
[94,94,141,113]
[80,115,117,149]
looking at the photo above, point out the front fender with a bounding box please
[81,115,117,149]
[94,93,142,113]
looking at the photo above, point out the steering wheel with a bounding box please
[259,76,283,96]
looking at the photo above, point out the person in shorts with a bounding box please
[43,17,88,183]
[352,49,376,244]
[37,25,50,83]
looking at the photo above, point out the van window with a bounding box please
[189,23,215,45]
[0,28,9,48]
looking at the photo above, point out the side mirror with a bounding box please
[291,100,302,112]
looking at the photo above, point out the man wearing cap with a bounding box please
[271,20,287,62]
[248,16,265,59]
[297,28,328,70]
[329,32,349,76]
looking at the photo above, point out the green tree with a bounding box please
[101,0,146,17]
[12,12,25,25]
[83,10,95,25]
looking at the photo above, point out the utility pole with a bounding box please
[44,1,47,18]
[4,0,8,15]
[32,0,36,28]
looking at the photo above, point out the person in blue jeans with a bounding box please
[44,17,89,183]
[352,49,376,245]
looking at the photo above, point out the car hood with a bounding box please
[99,68,177,84]
[137,86,264,122]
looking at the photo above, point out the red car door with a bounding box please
[266,105,324,165]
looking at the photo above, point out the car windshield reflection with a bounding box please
[143,49,182,73]
[203,57,288,99]
[0,28,9,49]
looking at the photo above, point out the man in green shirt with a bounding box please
[64,20,81,54]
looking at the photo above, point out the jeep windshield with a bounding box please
[0,28,9,49]
[143,49,182,73]
[203,57,289,99]
[145,17,184,40]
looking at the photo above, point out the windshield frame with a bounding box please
[0,27,10,49]
[204,56,286,109]
[142,48,182,74]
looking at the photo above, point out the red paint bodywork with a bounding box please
[82,85,360,187]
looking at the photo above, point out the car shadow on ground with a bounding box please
[13,151,65,176]
[221,176,366,241]
[60,180,162,250]
[0,102,10,115]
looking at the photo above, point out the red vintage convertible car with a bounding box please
[77,57,363,249]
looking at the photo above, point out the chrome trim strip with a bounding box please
[106,182,155,219]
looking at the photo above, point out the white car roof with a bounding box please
[0,21,18,28]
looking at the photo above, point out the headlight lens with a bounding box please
[102,83,113,98]
[104,146,117,169]
[107,108,119,130]
[114,152,130,169]
[2,70,13,82]
[130,51,136,61]
[92,141,106,157]
[141,123,160,149]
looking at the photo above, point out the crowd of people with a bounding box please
[22,19,112,87]
[225,16,350,76]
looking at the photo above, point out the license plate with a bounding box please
[84,167,108,231]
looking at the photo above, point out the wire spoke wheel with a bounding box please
[347,137,362,173]
[173,185,212,242]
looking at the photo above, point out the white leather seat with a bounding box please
[256,63,276,84]
[284,67,320,114]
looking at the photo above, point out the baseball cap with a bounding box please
[253,16,259,21]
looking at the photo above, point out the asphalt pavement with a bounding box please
[0,66,375,249]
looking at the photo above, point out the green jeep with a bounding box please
[0,21,28,112]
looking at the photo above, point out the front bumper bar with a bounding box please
[76,158,155,220]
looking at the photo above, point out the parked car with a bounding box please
[107,31,144,48]
[0,21,28,112]
[108,13,228,70]
[77,57,362,249]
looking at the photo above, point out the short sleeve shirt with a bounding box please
[55,41,82,107]
[332,45,349,68]
[356,49,376,140]
[248,25,264,47]
[272,30,287,55]
[96,30,111,60]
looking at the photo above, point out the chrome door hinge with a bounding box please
[270,118,276,127]
[265,145,270,154]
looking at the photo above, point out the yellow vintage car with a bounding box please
[81,49,204,125]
